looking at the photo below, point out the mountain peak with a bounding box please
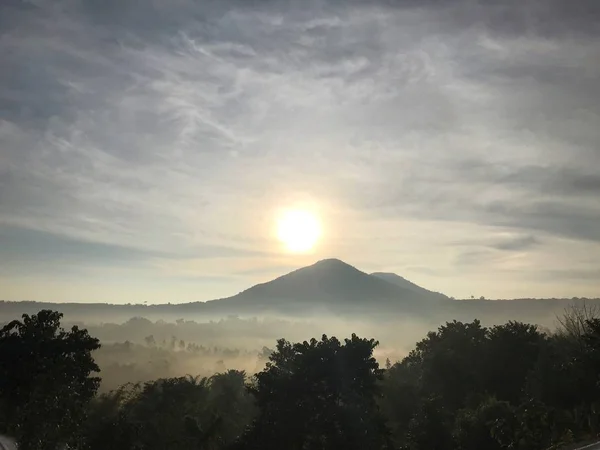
[198,257,452,316]
[309,258,357,270]
[313,258,347,265]
[308,258,354,268]
[205,259,449,315]
[228,258,405,308]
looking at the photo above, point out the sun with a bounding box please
[276,209,322,253]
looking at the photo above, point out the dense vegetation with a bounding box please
[2,308,600,450]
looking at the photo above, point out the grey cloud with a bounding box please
[416,0,600,39]
[483,200,600,244]
[448,235,539,269]
[357,177,600,244]
[1,0,600,295]
[456,163,600,198]
[538,269,600,282]
[0,225,268,267]
[569,174,600,194]
[454,249,497,267]
[491,235,539,252]
[0,225,167,264]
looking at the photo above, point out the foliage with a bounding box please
[83,371,255,450]
[4,307,600,450]
[0,310,101,450]
[382,310,600,450]
[452,397,516,450]
[232,334,393,450]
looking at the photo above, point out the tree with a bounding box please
[382,320,552,449]
[404,320,488,412]
[380,361,421,447]
[453,397,516,450]
[0,310,101,450]
[84,376,223,450]
[233,334,393,450]
[406,396,454,450]
[556,303,600,344]
[483,322,546,404]
[208,370,256,445]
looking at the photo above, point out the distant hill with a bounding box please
[0,259,446,321]
[370,272,449,301]
[1,258,599,326]
[200,259,441,314]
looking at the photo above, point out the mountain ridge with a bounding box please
[198,258,445,315]
[370,272,449,301]
[1,256,599,325]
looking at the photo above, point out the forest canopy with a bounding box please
[2,308,600,450]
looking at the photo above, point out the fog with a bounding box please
[0,300,588,392]
[73,314,432,392]
[3,291,599,393]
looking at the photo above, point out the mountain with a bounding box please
[0,259,451,321]
[2,258,599,325]
[370,272,449,301]
[199,259,444,315]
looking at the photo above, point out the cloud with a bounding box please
[491,235,539,252]
[1,0,599,301]
[0,226,267,263]
[539,269,600,282]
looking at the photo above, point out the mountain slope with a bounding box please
[203,259,435,313]
[370,272,449,301]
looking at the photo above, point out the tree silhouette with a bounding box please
[233,334,393,450]
[483,321,545,404]
[0,310,101,450]
[85,376,221,450]
[208,370,255,444]
[4,307,600,450]
[404,320,488,412]
[452,397,516,450]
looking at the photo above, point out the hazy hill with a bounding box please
[0,259,445,322]
[199,259,439,314]
[370,272,449,301]
[1,258,599,326]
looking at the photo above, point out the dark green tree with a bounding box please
[406,396,453,450]
[0,310,101,450]
[208,370,256,444]
[83,375,238,450]
[233,334,393,450]
[483,322,546,404]
[380,361,421,448]
[382,320,554,450]
[452,397,516,450]
[404,320,488,412]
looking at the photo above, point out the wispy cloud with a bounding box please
[1,0,599,301]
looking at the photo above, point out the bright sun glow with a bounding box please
[276,209,322,253]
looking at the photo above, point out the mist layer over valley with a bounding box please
[2,259,597,392]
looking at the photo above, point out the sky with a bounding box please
[1,0,600,303]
